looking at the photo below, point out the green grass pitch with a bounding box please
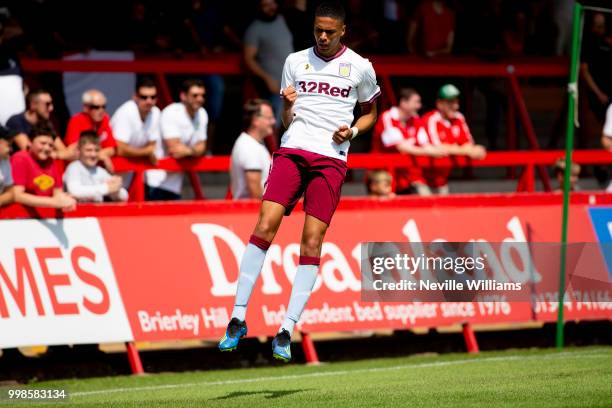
[6,346,612,408]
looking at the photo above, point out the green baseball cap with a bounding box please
[438,84,460,100]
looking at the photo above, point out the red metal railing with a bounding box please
[108,150,612,202]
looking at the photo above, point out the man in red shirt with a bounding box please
[65,89,117,171]
[372,88,446,195]
[11,121,76,210]
[407,0,455,57]
[421,84,486,194]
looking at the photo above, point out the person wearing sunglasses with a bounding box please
[111,77,161,188]
[65,89,117,172]
[5,89,75,160]
[147,78,208,200]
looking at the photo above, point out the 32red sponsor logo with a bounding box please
[296,81,351,97]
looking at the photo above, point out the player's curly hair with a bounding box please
[315,1,346,22]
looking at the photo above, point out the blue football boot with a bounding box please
[272,329,292,362]
[218,318,247,352]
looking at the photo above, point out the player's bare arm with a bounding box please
[332,103,378,144]
[281,85,297,128]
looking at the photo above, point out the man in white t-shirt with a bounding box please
[602,103,612,192]
[146,79,208,200]
[64,131,128,202]
[111,77,161,188]
[231,99,274,199]
[219,2,380,362]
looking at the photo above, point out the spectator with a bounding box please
[126,1,155,55]
[64,131,128,202]
[283,0,312,51]
[65,89,117,172]
[0,7,25,125]
[0,124,14,206]
[379,0,408,53]
[407,0,455,57]
[372,88,446,196]
[5,89,74,160]
[243,0,294,119]
[553,157,580,192]
[469,0,504,60]
[554,0,575,56]
[523,0,556,56]
[183,0,237,154]
[502,7,527,57]
[366,170,396,199]
[421,84,486,194]
[10,121,76,211]
[184,0,241,54]
[111,77,160,187]
[230,99,274,199]
[602,103,612,192]
[343,0,380,53]
[580,12,612,124]
[603,103,612,152]
[147,79,208,200]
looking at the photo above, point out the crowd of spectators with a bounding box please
[0,0,610,210]
[1,0,608,148]
[0,77,488,211]
[0,77,210,209]
[1,0,579,59]
[372,84,486,196]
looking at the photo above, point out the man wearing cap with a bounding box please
[372,88,446,195]
[421,84,486,194]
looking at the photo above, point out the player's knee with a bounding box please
[301,234,323,254]
[254,218,279,238]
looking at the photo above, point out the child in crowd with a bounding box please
[64,130,128,202]
[553,158,581,192]
[366,170,396,199]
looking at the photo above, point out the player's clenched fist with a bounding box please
[332,124,353,144]
[281,85,298,106]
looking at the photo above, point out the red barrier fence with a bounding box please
[107,149,612,201]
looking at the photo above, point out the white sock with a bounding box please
[231,239,269,321]
[281,263,319,336]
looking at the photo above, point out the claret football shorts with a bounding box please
[262,147,348,225]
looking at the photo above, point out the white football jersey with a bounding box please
[280,45,380,161]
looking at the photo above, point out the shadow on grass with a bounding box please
[212,389,310,400]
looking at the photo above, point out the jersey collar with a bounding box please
[313,44,347,62]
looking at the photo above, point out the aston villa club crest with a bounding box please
[339,63,351,77]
